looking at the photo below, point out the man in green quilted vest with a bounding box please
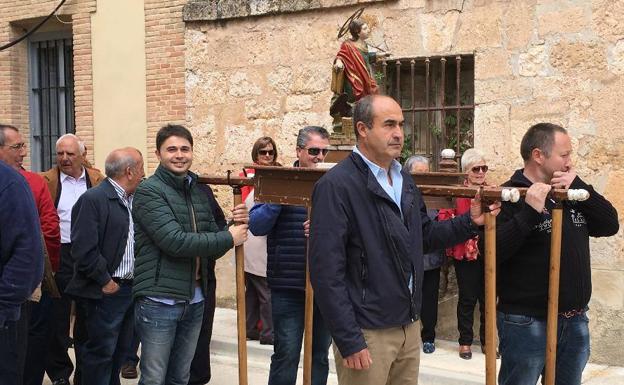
[132,124,249,385]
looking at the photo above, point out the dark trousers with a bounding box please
[245,272,273,342]
[46,244,87,384]
[81,283,134,385]
[188,279,217,385]
[454,258,485,346]
[420,267,441,343]
[118,313,140,367]
[0,302,31,385]
[24,292,55,385]
[268,290,332,385]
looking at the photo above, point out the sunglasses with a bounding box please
[471,165,489,173]
[258,150,275,156]
[304,147,329,156]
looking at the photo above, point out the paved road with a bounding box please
[43,307,624,385]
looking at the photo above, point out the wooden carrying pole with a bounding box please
[484,212,497,385]
[197,175,254,385]
[233,187,248,385]
[200,167,588,385]
[303,207,314,385]
[544,206,563,385]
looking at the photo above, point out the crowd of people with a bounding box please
[0,94,619,385]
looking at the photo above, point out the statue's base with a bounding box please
[327,118,356,163]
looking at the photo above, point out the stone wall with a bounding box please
[186,0,624,365]
[183,0,392,22]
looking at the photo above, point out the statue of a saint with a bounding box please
[330,18,389,133]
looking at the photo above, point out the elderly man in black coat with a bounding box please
[66,147,144,385]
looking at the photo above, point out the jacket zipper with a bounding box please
[186,187,199,300]
[569,203,585,311]
[375,200,415,319]
[360,251,368,302]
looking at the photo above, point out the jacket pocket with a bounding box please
[360,251,368,302]
[154,256,162,286]
[503,313,534,326]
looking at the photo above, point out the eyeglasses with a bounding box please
[304,147,329,156]
[0,143,26,151]
[258,150,275,156]
[471,165,488,173]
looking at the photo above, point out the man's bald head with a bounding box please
[105,147,144,194]
[105,148,142,178]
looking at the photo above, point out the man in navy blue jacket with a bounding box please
[67,147,144,385]
[249,126,332,385]
[0,160,44,385]
[310,95,498,385]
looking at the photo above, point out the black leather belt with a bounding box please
[112,277,133,285]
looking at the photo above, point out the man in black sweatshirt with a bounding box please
[495,123,619,385]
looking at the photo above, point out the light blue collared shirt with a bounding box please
[352,146,404,215]
[353,146,413,293]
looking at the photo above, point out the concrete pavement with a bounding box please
[44,307,624,384]
[212,307,624,385]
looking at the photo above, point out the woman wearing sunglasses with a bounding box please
[439,148,491,360]
[240,137,281,345]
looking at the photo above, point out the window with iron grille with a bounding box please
[377,55,474,170]
[28,34,75,172]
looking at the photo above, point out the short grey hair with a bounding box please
[352,95,375,139]
[56,133,86,154]
[0,124,19,146]
[296,126,329,148]
[403,155,429,172]
[460,148,486,172]
[105,149,141,179]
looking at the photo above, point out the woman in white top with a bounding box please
[242,137,280,344]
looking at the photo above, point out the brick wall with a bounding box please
[144,0,187,171]
[0,0,96,167]
[1,0,187,170]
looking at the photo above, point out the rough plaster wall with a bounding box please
[186,0,624,365]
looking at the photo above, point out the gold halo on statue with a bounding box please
[337,7,365,39]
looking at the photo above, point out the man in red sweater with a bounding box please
[0,123,61,385]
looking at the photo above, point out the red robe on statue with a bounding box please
[335,40,378,100]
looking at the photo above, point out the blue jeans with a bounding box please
[135,297,204,385]
[81,283,134,385]
[497,311,590,385]
[268,290,332,385]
